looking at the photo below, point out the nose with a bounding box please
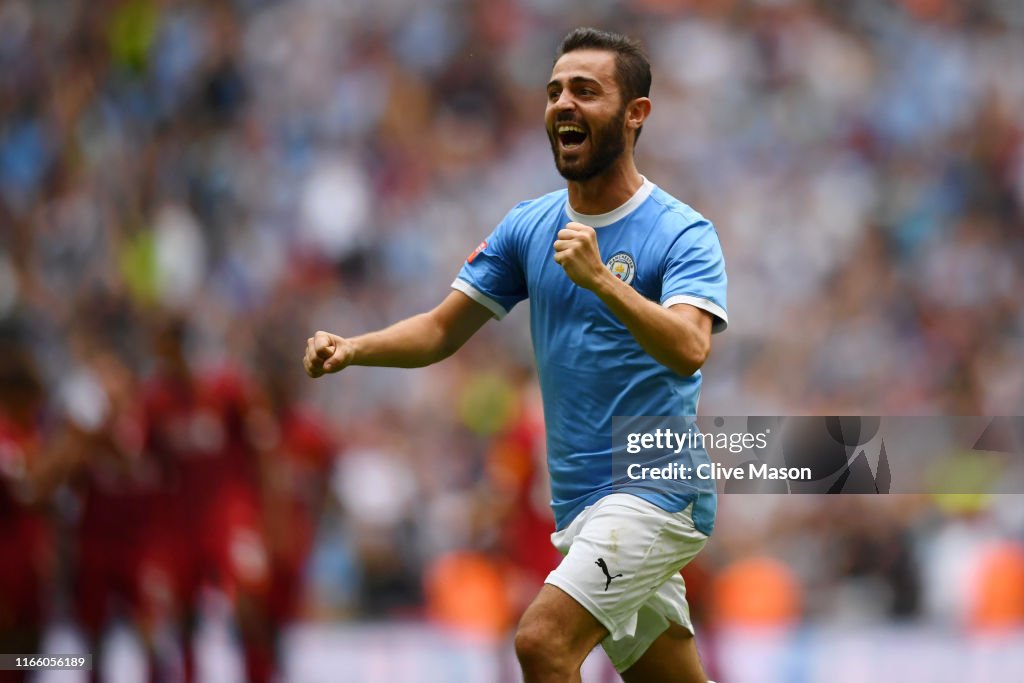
[551,90,575,113]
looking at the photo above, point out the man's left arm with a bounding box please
[553,222,714,377]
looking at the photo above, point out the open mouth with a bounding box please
[556,123,588,150]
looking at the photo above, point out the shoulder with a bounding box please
[502,188,567,226]
[490,190,567,252]
[634,186,719,254]
[646,186,713,233]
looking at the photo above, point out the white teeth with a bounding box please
[557,124,586,135]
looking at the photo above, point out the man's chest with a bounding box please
[522,221,665,310]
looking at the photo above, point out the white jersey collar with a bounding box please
[565,176,654,228]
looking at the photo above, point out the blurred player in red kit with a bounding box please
[250,338,339,662]
[0,336,53,683]
[140,314,274,682]
[65,343,180,683]
[482,368,561,613]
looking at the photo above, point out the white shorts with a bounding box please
[545,493,709,673]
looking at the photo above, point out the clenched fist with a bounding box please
[303,330,354,378]
[552,222,613,291]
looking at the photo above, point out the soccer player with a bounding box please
[142,314,274,682]
[0,338,52,683]
[304,28,727,683]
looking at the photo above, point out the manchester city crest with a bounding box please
[605,251,636,286]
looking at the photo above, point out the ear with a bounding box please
[626,97,652,133]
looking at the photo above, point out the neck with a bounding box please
[566,155,644,215]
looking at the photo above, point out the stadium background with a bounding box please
[1,0,1023,681]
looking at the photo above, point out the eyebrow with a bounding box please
[546,75,603,90]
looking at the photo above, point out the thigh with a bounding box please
[620,620,708,683]
[518,583,609,661]
[546,495,707,644]
[600,572,695,673]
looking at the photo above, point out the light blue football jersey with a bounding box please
[453,178,728,536]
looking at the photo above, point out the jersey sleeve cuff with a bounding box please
[451,279,508,320]
[662,294,729,333]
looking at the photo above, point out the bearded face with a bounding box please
[548,102,629,181]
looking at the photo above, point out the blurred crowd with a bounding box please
[2,0,1024,680]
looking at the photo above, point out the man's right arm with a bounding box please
[303,291,495,378]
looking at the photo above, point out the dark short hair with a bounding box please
[555,28,651,141]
